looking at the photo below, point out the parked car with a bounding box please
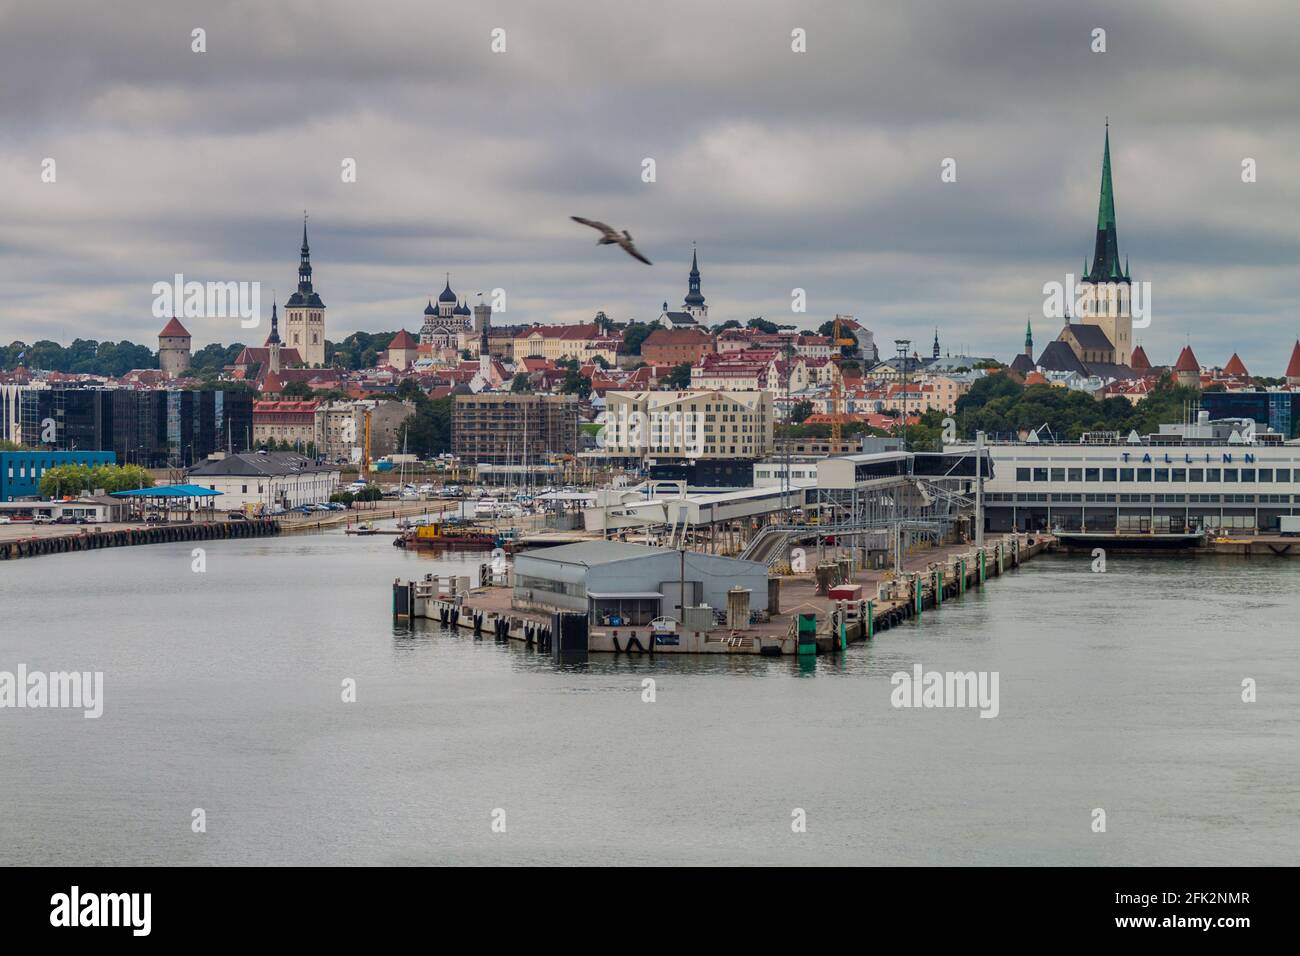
[226,511,249,521]
[0,516,11,524]
[144,513,165,523]
[33,514,55,524]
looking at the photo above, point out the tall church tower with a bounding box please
[283,215,326,367]
[683,246,707,323]
[1077,125,1133,366]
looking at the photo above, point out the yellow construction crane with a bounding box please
[829,316,857,446]
[360,407,372,477]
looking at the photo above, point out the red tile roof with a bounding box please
[1286,341,1300,379]
[1130,345,1150,371]
[159,317,191,338]
[1222,353,1249,376]
[1174,345,1200,372]
[388,330,419,350]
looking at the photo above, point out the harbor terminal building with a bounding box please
[512,540,769,628]
[951,414,1300,534]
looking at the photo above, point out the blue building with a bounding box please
[1200,391,1300,440]
[1,450,116,501]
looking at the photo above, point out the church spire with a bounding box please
[298,212,313,293]
[1024,317,1033,357]
[1086,125,1125,284]
[932,328,940,358]
[683,243,705,310]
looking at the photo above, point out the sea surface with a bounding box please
[2,527,1298,865]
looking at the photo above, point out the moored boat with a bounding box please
[393,521,497,550]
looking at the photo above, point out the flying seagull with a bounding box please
[570,216,652,265]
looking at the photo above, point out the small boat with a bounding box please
[394,521,497,550]
[346,522,379,535]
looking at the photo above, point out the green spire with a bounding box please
[1097,126,1116,232]
[1025,318,1033,347]
[1087,123,1125,284]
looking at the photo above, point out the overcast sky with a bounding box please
[3,0,1300,371]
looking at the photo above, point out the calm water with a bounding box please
[2,528,1298,866]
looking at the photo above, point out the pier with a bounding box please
[392,532,1053,656]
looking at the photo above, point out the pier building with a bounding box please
[953,414,1300,534]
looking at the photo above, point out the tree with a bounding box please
[39,463,153,498]
[592,354,611,370]
[280,380,314,399]
[747,317,780,334]
[790,400,815,424]
[355,484,384,502]
[620,322,656,355]
[395,378,426,402]
[560,368,592,399]
[665,363,692,389]
[510,373,532,393]
[402,396,453,457]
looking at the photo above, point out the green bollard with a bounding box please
[979,550,986,585]
[959,559,966,594]
[914,572,922,616]
[934,568,943,607]
[867,599,874,639]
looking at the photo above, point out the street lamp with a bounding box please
[894,339,911,451]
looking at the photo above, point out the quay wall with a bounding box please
[0,519,280,561]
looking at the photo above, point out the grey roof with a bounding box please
[1036,340,1088,374]
[517,540,671,567]
[188,452,337,477]
[1009,353,1035,375]
[922,354,996,371]
[1062,323,1114,351]
[662,311,697,324]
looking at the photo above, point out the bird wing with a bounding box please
[571,216,615,238]
[620,240,652,265]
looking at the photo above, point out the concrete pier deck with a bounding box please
[395,532,1054,655]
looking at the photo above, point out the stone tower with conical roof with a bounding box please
[1077,124,1134,365]
[158,316,192,377]
[283,215,327,367]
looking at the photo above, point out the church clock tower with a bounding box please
[283,215,327,367]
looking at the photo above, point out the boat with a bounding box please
[346,522,379,535]
[473,497,497,519]
[393,521,497,550]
